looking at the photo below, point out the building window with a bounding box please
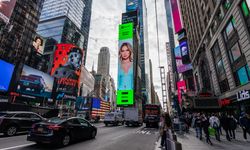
[228,42,242,63]
[223,17,236,41]
[219,79,230,93]
[234,65,250,86]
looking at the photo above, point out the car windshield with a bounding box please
[47,117,66,124]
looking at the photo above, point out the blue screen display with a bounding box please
[92,98,100,109]
[0,60,15,92]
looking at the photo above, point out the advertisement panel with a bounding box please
[117,23,134,106]
[16,65,54,98]
[75,97,92,111]
[122,11,138,26]
[174,46,192,73]
[126,0,138,12]
[32,35,45,55]
[51,44,84,100]
[180,41,190,64]
[0,0,17,23]
[170,0,183,33]
[0,59,14,92]
[177,80,186,107]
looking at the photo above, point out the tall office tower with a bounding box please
[37,0,92,64]
[0,0,44,65]
[165,0,177,92]
[179,0,250,111]
[97,47,110,76]
[126,0,151,103]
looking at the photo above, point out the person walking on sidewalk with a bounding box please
[239,112,250,141]
[221,113,231,141]
[159,112,172,149]
[229,114,237,140]
[202,114,213,145]
[209,113,220,141]
[194,113,203,140]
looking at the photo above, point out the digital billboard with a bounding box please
[126,0,138,12]
[174,46,192,73]
[32,35,45,55]
[177,80,186,107]
[92,98,101,109]
[0,0,17,23]
[170,0,183,33]
[0,59,14,92]
[122,11,138,27]
[16,65,54,98]
[117,23,134,106]
[180,41,190,64]
[75,97,92,111]
[51,44,84,100]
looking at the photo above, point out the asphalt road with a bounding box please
[0,123,159,150]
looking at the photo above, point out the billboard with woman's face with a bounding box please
[16,65,54,98]
[0,0,17,23]
[32,36,45,55]
[117,23,134,106]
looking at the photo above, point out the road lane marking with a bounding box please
[0,143,35,150]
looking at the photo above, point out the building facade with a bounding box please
[79,65,95,97]
[0,0,44,65]
[97,47,110,76]
[179,0,250,112]
[37,0,92,65]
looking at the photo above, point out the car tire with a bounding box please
[61,134,70,147]
[5,126,17,136]
[91,130,96,139]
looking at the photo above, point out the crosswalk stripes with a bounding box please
[135,128,158,135]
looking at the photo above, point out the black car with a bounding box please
[27,117,97,147]
[0,111,44,136]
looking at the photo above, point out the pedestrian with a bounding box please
[239,112,250,141]
[221,113,231,141]
[218,113,223,135]
[194,113,203,140]
[209,113,221,141]
[202,114,213,145]
[159,112,172,149]
[229,114,237,139]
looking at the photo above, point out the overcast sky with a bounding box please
[86,0,169,105]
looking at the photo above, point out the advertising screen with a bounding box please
[0,0,17,23]
[126,0,138,12]
[122,11,138,27]
[75,97,92,111]
[92,98,101,109]
[180,41,190,64]
[117,23,134,106]
[170,0,183,33]
[0,59,14,92]
[174,46,192,73]
[32,35,45,55]
[177,80,186,107]
[16,65,54,98]
[51,44,84,100]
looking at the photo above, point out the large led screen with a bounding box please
[16,65,54,98]
[0,59,14,92]
[126,0,138,12]
[174,46,192,73]
[117,23,134,106]
[0,0,17,23]
[32,35,45,55]
[51,44,83,100]
[180,41,190,64]
[170,0,183,33]
[92,98,101,109]
[75,97,92,111]
[177,80,186,107]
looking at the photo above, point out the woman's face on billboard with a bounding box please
[120,45,130,60]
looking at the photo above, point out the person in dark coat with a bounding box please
[202,114,212,145]
[239,112,250,141]
[229,114,237,139]
[220,113,231,141]
[194,113,203,140]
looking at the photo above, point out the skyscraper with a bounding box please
[97,47,110,76]
[0,0,44,65]
[37,0,92,64]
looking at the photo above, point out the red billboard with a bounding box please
[51,44,84,100]
[0,0,17,23]
[170,0,183,33]
[177,80,186,107]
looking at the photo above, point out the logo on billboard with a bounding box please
[237,90,250,101]
[51,44,84,100]
[0,0,17,23]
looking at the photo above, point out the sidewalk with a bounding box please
[155,128,250,150]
